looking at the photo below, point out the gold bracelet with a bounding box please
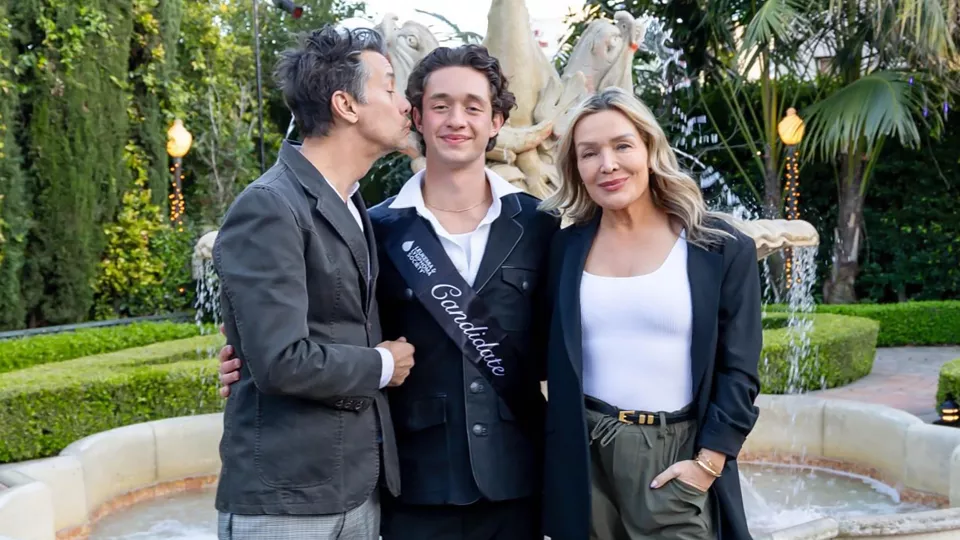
[696,451,722,473]
[695,458,722,478]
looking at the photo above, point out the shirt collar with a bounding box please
[389,167,521,233]
[337,179,361,200]
[287,141,359,202]
[389,167,522,210]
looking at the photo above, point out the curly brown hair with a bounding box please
[405,44,517,154]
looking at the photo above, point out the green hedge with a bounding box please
[936,358,960,412]
[0,314,881,463]
[0,322,212,374]
[765,301,960,347]
[0,334,224,463]
[760,313,880,394]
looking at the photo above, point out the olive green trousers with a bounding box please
[586,406,715,540]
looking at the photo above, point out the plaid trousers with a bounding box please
[218,490,380,540]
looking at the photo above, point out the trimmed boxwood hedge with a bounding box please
[0,322,214,374]
[765,300,960,347]
[936,358,960,412]
[0,334,225,463]
[759,312,880,394]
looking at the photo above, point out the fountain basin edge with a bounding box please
[2,397,960,539]
[0,413,222,540]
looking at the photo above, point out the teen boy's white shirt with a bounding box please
[389,168,523,286]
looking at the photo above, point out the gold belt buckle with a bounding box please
[618,410,635,423]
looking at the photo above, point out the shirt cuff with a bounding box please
[376,347,394,389]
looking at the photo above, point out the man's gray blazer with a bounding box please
[213,141,399,515]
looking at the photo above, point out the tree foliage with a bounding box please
[0,0,359,329]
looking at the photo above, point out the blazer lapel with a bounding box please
[474,194,524,293]
[315,194,370,290]
[687,241,723,399]
[558,215,599,383]
[278,142,372,303]
[354,190,378,313]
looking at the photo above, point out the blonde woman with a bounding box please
[539,87,762,540]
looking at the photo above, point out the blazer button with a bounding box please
[521,281,529,291]
[469,380,484,394]
[472,423,488,436]
[404,288,414,300]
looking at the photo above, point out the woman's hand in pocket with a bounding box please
[650,448,726,493]
[649,460,715,493]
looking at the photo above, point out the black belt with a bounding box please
[585,396,695,426]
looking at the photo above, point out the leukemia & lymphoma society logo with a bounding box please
[402,240,436,276]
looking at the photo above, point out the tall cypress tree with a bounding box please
[130,0,184,208]
[0,0,29,329]
[18,0,133,325]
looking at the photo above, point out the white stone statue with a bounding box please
[192,230,219,279]
[376,13,440,98]
[564,12,647,96]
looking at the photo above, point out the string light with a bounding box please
[783,149,801,289]
[169,161,185,232]
[166,120,191,233]
[778,109,804,291]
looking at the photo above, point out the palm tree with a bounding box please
[798,0,958,303]
[736,0,958,303]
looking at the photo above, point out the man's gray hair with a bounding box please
[274,25,387,138]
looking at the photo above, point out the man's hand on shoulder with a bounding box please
[378,337,415,387]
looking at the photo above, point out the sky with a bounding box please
[341,0,589,57]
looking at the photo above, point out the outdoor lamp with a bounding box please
[939,395,960,426]
[777,108,804,290]
[166,119,192,158]
[777,107,805,146]
[166,119,192,231]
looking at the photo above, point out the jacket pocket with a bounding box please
[255,395,337,488]
[497,267,538,331]
[500,267,537,295]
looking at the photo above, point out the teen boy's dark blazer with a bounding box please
[369,190,559,505]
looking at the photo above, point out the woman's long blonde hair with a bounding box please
[539,87,731,248]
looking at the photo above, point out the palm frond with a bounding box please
[738,0,808,58]
[800,71,932,160]
[888,0,957,60]
[843,0,960,69]
[414,9,484,44]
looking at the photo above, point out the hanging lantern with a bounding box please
[166,119,193,158]
[777,107,805,146]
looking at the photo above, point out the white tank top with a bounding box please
[580,235,693,413]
